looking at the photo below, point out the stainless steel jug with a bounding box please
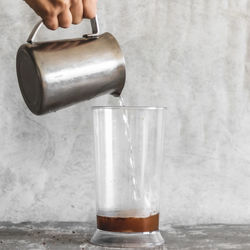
[16,17,126,115]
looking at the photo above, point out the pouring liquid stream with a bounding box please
[118,96,139,201]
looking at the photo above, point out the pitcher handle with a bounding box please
[27,16,100,44]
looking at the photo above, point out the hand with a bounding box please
[24,0,97,30]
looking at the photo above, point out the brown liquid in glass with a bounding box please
[97,213,159,233]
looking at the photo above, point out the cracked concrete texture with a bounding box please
[1,0,250,224]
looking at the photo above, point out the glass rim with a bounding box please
[92,106,167,110]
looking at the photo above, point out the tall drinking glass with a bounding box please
[91,107,166,248]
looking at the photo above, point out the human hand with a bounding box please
[24,0,97,30]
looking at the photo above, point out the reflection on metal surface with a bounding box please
[45,60,119,84]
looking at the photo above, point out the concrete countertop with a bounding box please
[0,222,250,249]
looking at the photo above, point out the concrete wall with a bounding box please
[1,0,250,224]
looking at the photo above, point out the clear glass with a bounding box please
[91,107,166,248]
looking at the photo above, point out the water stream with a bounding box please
[118,96,138,201]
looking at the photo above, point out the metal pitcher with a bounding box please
[16,17,126,115]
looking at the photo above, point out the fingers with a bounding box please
[70,0,83,24]
[25,0,62,30]
[44,15,59,30]
[82,0,97,19]
[58,7,72,28]
[25,0,97,30]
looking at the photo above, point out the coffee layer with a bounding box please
[97,213,159,233]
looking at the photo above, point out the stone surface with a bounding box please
[1,222,250,250]
[1,0,250,224]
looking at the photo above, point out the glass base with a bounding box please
[90,229,165,248]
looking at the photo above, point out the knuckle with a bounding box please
[58,16,72,28]
[44,18,58,30]
[44,8,57,18]
[55,0,67,8]
[46,22,58,30]
[71,0,79,5]
[58,13,72,28]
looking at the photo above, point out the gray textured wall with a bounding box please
[1,0,250,224]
